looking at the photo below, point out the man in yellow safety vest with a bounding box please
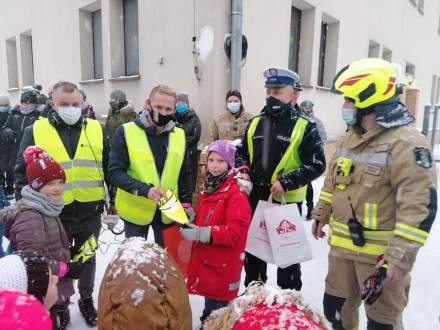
[108,84,193,246]
[235,67,326,290]
[14,81,111,328]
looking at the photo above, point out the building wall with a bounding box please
[1,0,440,141]
[241,0,440,140]
[0,0,230,139]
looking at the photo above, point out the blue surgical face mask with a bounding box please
[226,102,241,114]
[0,106,9,113]
[341,108,357,125]
[176,103,188,114]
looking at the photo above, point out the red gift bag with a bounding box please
[163,225,193,278]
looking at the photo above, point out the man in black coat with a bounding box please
[174,92,202,191]
[3,90,40,196]
[235,67,326,291]
[0,96,14,196]
[108,84,193,247]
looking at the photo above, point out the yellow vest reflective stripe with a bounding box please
[319,190,333,204]
[329,216,392,256]
[115,122,186,225]
[247,116,308,203]
[363,202,378,229]
[329,233,388,256]
[33,118,104,205]
[394,222,428,245]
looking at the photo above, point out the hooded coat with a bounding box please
[187,172,251,301]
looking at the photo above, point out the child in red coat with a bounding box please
[180,140,251,322]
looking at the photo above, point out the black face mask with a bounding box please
[149,108,174,127]
[265,96,291,118]
[109,101,119,112]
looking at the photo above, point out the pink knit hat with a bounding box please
[0,290,52,330]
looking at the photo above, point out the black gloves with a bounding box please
[65,262,84,279]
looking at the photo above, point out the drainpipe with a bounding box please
[230,0,243,91]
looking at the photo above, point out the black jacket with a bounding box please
[0,111,11,154]
[235,103,326,192]
[0,112,8,127]
[3,107,39,154]
[14,110,111,215]
[108,115,192,205]
[174,109,202,153]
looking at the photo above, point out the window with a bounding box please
[317,13,339,88]
[287,1,315,85]
[20,31,34,87]
[109,0,139,77]
[123,0,139,76]
[288,7,301,73]
[368,40,380,58]
[317,21,327,87]
[92,10,103,79]
[5,37,19,88]
[79,2,103,80]
[382,47,392,62]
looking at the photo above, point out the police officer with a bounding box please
[108,84,192,246]
[15,81,110,328]
[312,58,437,330]
[235,67,326,290]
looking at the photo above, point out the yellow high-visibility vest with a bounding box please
[115,122,186,225]
[247,116,308,203]
[33,118,104,205]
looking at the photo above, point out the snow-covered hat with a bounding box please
[0,254,28,293]
[203,283,330,330]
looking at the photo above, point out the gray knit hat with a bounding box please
[110,90,127,103]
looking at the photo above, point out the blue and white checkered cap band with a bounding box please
[263,67,301,89]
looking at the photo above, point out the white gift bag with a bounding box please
[264,201,313,269]
[245,199,275,264]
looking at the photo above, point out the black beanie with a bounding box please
[14,251,50,304]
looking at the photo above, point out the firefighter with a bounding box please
[312,58,437,330]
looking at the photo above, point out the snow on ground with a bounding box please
[65,171,440,329]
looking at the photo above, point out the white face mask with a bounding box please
[58,106,81,125]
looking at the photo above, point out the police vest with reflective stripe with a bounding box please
[115,122,186,225]
[33,118,104,205]
[247,116,308,203]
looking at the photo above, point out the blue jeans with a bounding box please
[201,298,229,321]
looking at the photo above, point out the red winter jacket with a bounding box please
[187,173,251,301]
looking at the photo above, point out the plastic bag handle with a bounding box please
[267,193,287,205]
